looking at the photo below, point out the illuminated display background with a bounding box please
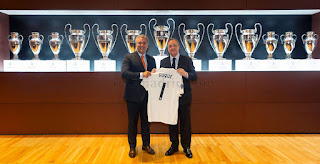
[8,15,312,70]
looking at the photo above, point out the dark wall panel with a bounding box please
[244,103,320,133]
[0,72,125,103]
[192,72,246,103]
[246,72,320,103]
[0,0,117,9]
[246,0,317,9]
[1,72,320,134]
[117,0,246,10]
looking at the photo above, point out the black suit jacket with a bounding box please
[121,51,156,102]
[160,54,197,105]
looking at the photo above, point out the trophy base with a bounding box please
[101,55,110,60]
[73,55,83,60]
[307,53,313,59]
[53,55,60,60]
[216,54,225,60]
[12,54,19,60]
[285,54,292,59]
[32,55,40,60]
[244,53,253,60]
[267,53,274,60]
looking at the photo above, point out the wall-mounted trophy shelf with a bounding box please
[4,59,320,72]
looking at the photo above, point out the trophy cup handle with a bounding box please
[275,34,279,41]
[195,23,205,53]
[59,35,64,44]
[111,24,118,51]
[280,34,285,44]
[314,34,319,41]
[83,23,91,52]
[178,23,187,52]
[92,23,100,49]
[148,18,157,46]
[262,34,267,44]
[301,34,306,44]
[225,23,233,48]
[140,24,147,35]
[254,23,263,44]
[207,23,215,50]
[28,35,32,41]
[48,34,52,42]
[293,34,297,42]
[167,18,175,38]
[64,24,72,47]
[19,35,24,42]
[120,24,130,51]
[235,23,244,51]
[40,35,44,42]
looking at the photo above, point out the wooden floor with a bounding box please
[0,134,320,163]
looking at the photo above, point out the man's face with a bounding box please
[167,40,180,57]
[136,37,148,54]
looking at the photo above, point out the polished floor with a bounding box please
[0,134,319,163]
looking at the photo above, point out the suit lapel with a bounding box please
[133,52,145,71]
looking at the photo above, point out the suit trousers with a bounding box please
[126,96,150,148]
[169,102,191,149]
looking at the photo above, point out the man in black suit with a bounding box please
[121,35,156,158]
[160,38,197,158]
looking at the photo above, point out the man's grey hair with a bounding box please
[168,38,180,47]
[135,34,149,44]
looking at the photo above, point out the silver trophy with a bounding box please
[64,23,90,60]
[48,32,64,60]
[302,31,318,59]
[120,24,147,53]
[262,31,278,59]
[28,32,44,60]
[280,32,297,59]
[207,23,233,60]
[235,23,262,60]
[92,24,118,60]
[8,32,23,60]
[149,18,175,56]
[178,23,204,59]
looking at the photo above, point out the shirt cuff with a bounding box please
[140,72,143,79]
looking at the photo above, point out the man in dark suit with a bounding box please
[121,34,156,158]
[160,38,197,158]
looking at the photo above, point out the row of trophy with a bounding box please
[8,19,319,60]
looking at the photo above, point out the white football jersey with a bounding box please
[141,68,184,125]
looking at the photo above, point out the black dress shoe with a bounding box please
[183,148,193,158]
[165,146,179,156]
[142,145,155,154]
[129,148,136,158]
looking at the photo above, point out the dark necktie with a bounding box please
[172,58,176,69]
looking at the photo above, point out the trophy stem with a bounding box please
[286,53,291,59]
[13,54,19,60]
[74,54,82,60]
[216,53,224,60]
[267,53,273,60]
[53,54,59,60]
[101,54,110,60]
[245,53,252,60]
[308,53,313,59]
[33,54,39,60]
[159,50,165,56]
